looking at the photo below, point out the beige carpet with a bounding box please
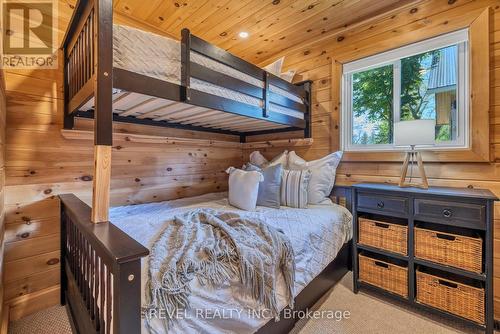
[8,305,73,334]
[8,273,490,334]
[290,273,485,334]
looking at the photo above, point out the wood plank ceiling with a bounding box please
[112,0,414,66]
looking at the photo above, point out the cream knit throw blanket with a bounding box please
[143,209,295,333]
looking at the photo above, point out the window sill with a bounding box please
[342,148,490,163]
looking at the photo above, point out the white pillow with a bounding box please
[288,151,343,204]
[281,169,311,208]
[249,150,288,169]
[225,167,263,211]
[280,70,296,83]
[263,57,284,77]
[249,151,269,168]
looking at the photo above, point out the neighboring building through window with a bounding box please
[341,29,469,151]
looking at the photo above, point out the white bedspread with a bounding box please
[110,192,352,334]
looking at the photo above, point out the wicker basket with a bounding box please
[359,218,407,255]
[415,227,482,273]
[358,254,408,297]
[416,271,485,324]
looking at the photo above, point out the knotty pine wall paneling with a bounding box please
[0,70,7,328]
[7,0,500,321]
[246,0,500,319]
[2,1,243,319]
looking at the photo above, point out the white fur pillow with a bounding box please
[288,151,343,204]
[225,167,263,211]
[249,150,288,169]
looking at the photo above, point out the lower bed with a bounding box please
[109,192,353,334]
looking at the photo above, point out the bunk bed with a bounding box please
[63,1,312,143]
[58,1,351,334]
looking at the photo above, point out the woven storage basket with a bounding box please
[416,271,485,324]
[414,227,482,273]
[358,254,408,297]
[358,218,407,255]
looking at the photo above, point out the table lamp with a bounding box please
[394,119,435,189]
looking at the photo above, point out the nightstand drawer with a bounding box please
[358,193,408,215]
[414,199,485,228]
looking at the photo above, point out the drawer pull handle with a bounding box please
[19,232,30,239]
[436,233,456,241]
[442,209,452,218]
[377,201,385,209]
[374,261,389,269]
[438,279,458,289]
[374,222,389,228]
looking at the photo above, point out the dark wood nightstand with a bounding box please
[351,183,497,333]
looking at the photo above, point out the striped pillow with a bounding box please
[280,169,311,208]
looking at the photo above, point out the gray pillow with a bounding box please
[244,163,282,208]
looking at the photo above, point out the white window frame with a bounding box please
[341,29,469,152]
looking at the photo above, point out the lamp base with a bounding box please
[399,150,429,189]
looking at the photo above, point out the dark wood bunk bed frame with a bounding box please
[59,1,352,333]
[63,0,312,144]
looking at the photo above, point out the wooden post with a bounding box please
[92,0,113,223]
[92,146,112,222]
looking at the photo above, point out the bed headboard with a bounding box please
[330,186,353,212]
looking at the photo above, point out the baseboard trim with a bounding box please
[6,285,59,321]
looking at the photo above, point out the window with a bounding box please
[342,30,469,151]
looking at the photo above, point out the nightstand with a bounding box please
[351,183,497,333]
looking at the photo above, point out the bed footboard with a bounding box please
[60,194,149,334]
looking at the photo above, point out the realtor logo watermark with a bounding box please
[1,0,58,68]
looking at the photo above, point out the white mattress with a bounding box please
[112,25,305,120]
[110,192,352,334]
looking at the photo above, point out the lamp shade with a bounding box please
[394,120,435,146]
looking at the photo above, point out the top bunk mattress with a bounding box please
[110,192,352,334]
[111,25,305,120]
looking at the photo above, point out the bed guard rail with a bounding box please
[181,28,311,134]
